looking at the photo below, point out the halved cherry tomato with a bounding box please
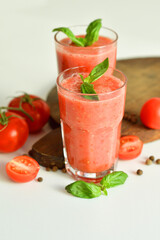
[119,135,143,160]
[6,156,40,182]
[140,98,160,129]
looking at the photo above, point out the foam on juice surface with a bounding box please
[61,74,123,94]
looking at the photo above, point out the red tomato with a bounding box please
[119,135,143,160]
[140,98,160,129]
[8,94,50,133]
[0,112,29,153]
[6,156,40,182]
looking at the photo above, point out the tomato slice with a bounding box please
[6,156,40,182]
[119,135,143,160]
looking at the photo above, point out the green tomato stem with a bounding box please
[0,106,33,121]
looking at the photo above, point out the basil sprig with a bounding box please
[65,171,128,199]
[80,58,109,100]
[52,19,102,47]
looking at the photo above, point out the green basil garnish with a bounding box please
[65,171,128,199]
[80,58,109,100]
[52,19,102,47]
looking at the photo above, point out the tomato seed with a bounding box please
[137,169,143,175]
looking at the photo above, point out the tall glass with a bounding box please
[57,66,127,182]
[54,26,118,73]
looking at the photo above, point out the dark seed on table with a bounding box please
[46,167,51,171]
[123,112,138,123]
[124,112,129,119]
[127,115,132,121]
[131,116,138,123]
[50,162,56,166]
[61,168,66,173]
[149,156,155,161]
[156,159,160,164]
[146,159,153,165]
[37,177,43,182]
[137,169,143,175]
[52,166,58,172]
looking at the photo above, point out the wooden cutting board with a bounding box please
[47,57,160,143]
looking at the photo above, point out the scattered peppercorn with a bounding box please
[137,169,143,175]
[156,159,160,164]
[61,168,66,173]
[37,177,43,182]
[52,166,58,172]
[146,158,153,165]
[46,167,51,171]
[123,112,138,124]
[149,156,155,161]
[50,162,56,166]
[130,114,138,124]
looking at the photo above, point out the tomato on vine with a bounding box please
[0,111,29,153]
[8,93,50,133]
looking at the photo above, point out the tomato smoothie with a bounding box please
[54,26,118,73]
[57,66,127,181]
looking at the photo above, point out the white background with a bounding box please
[0,0,160,240]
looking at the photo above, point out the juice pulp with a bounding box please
[55,35,117,73]
[57,72,126,174]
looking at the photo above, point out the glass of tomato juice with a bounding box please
[54,25,118,73]
[57,66,127,182]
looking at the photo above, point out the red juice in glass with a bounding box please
[57,66,127,182]
[54,26,118,73]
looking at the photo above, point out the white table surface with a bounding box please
[0,1,160,240]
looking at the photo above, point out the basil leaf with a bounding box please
[89,58,109,83]
[65,180,102,199]
[103,188,108,196]
[79,74,84,82]
[52,27,85,47]
[85,19,102,46]
[100,171,128,189]
[77,37,87,46]
[81,82,99,100]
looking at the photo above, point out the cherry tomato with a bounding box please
[6,156,40,183]
[140,98,160,129]
[0,112,29,153]
[8,94,50,133]
[119,135,143,160]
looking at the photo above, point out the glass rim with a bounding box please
[54,25,118,49]
[57,66,127,97]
